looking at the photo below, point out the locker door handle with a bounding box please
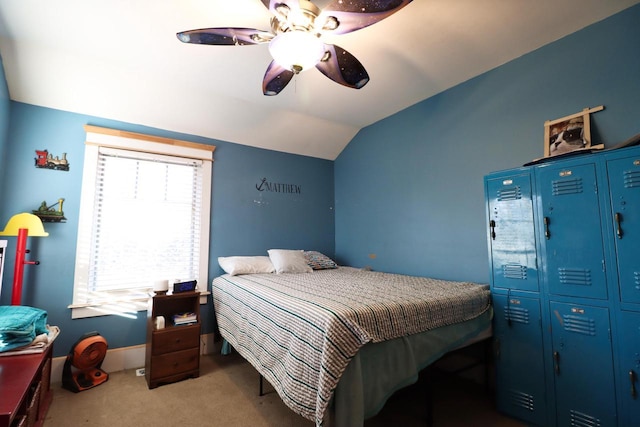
[631,370,637,398]
[553,351,560,375]
[543,217,551,239]
[489,220,496,240]
[615,212,624,239]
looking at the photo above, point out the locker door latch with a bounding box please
[630,370,637,398]
[489,220,496,240]
[615,212,624,239]
[544,217,551,240]
[553,351,560,375]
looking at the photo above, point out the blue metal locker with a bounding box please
[536,162,609,300]
[606,145,640,426]
[486,146,640,427]
[486,171,539,293]
[493,293,548,426]
[605,154,640,305]
[549,301,617,427]
[617,310,640,426]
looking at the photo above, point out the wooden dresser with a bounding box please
[0,345,53,427]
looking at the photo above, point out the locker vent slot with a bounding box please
[558,268,592,286]
[504,306,529,324]
[507,389,534,412]
[562,314,596,336]
[569,409,601,427]
[552,178,583,196]
[635,272,640,289]
[623,169,640,188]
[502,264,527,280]
[497,186,522,201]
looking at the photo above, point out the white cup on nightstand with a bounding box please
[153,279,169,294]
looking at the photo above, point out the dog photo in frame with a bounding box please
[544,106,604,158]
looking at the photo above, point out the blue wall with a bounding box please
[0,103,334,357]
[335,4,640,282]
[0,54,9,193]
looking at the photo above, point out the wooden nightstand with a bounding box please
[145,291,201,389]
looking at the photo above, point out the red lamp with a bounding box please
[0,213,48,305]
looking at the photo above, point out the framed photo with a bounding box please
[544,109,590,158]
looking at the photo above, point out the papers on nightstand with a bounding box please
[172,312,197,326]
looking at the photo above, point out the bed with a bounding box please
[211,264,492,426]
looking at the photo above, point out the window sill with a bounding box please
[69,290,210,319]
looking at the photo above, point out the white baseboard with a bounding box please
[51,332,216,384]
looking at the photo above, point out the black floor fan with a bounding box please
[62,331,109,392]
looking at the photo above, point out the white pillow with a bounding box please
[218,256,275,276]
[267,249,313,274]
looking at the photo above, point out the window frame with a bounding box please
[71,125,215,319]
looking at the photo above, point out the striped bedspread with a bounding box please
[211,267,490,426]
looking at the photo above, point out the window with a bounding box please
[71,126,214,318]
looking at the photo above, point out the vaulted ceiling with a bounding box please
[1,0,638,160]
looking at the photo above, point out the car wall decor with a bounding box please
[32,198,67,223]
[35,149,70,171]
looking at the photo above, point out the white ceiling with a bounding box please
[1,0,638,160]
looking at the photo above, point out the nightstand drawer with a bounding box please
[152,326,200,355]
[150,348,199,380]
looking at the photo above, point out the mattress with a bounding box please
[211,266,491,426]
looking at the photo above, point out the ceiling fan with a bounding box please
[177,0,413,96]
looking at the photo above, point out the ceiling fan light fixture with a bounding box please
[268,31,325,73]
[320,16,339,31]
[177,0,414,94]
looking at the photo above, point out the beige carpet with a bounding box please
[45,350,524,426]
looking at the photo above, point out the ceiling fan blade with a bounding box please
[315,44,369,89]
[319,0,413,35]
[176,28,273,45]
[263,61,295,96]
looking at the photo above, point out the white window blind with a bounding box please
[72,126,213,318]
